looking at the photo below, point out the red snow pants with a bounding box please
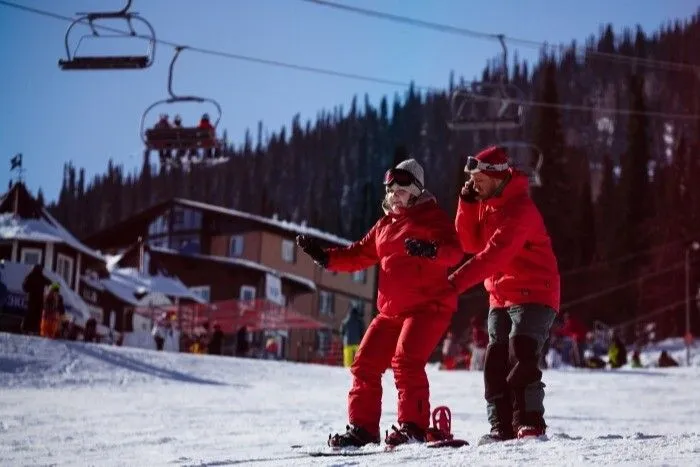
[348,312,451,437]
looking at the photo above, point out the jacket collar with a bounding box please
[484,170,530,209]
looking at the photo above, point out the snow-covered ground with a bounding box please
[1,333,699,466]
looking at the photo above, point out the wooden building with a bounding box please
[84,198,378,362]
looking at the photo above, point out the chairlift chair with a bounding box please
[58,0,156,71]
[447,36,525,131]
[449,35,543,187]
[447,82,525,131]
[140,47,225,163]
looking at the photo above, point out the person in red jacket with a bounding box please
[447,145,560,443]
[197,113,216,159]
[297,158,463,448]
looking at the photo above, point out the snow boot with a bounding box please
[477,427,516,445]
[328,424,380,448]
[385,422,426,446]
[516,425,547,439]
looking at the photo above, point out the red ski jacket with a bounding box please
[327,192,464,317]
[450,171,561,311]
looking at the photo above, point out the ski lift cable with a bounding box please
[0,0,699,121]
[300,0,700,75]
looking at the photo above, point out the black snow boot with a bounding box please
[478,426,516,445]
[385,422,426,446]
[328,424,380,448]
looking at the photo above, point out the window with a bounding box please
[240,285,256,301]
[190,286,211,303]
[87,305,103,324]
[229,235,244,257]
[352,270,367,284]
[316,329,331,357]
[319,290,334,315]
[170,234,201,254]
[147,213,169,236]
[281,239,296,263]
[172,207,202,232]
[20,248,42,266]
[148,238,166,249]
[56,254,74,288]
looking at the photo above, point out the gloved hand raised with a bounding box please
[296,234,329,268]
[404,238,438,259]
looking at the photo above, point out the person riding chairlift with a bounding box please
[153,114,172,164]
[198,113,215,159]
[172,114,186,161]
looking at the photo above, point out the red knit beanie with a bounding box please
[466,146,510,179]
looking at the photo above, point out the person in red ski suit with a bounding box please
[447,146,560,443]
[297,158,464,447]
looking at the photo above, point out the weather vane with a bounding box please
[9,153,25,186]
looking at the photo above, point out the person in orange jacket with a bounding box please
[40,283,65,339]
[447,146,561,444]
[297,158,463,448]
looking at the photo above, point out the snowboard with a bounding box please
[291,438,469,457]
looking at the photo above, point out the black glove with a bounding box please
[460,180,479,203]
[405,238,438,259]
[296,234,329,268]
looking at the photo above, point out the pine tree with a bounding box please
[531,59,576,270]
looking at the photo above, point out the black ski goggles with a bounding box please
[383,168,418,187]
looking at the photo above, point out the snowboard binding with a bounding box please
[426,406,453,442]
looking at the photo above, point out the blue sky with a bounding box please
[1,0,697,201]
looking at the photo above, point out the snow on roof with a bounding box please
[150,246,317,292]
[0,260,91,324]
[41,209,105,261]
[0,212,104,261]
[92,267,207,306]
[105,254,123,270]
[174,198,353,246]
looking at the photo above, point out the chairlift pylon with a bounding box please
[140,46,226,166]
[58,0,156,71]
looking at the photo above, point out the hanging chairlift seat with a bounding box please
[57,0,156,71]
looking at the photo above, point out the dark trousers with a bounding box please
[154,335,165,351]
[484,304,556,436]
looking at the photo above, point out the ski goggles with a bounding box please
[465,156,509,174]
[383,168,421,188]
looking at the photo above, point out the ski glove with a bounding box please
[296,234,329,268]
[460,181,479,203]
[405,238,438,259]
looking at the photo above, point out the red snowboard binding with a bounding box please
[425,406,469,448]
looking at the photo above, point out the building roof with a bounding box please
[83,267,207,306]
[82,197,352,249]
[173,198,352,246]
[150,246,317,292]
[0,183,104,262]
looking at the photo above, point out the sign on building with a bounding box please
[265,273,284,305]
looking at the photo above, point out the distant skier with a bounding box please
[297,157,463,447]
[40,283,65,339]
[22,264,50,335]
[152,315,167,351]
[339,304,365,368]
[447,146,561,443]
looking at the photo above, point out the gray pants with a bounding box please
[485,304,556,435]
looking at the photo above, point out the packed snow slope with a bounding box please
[1,333,699,466]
